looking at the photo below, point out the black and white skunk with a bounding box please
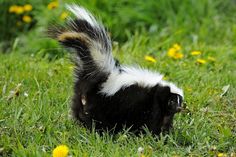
[50,5,184,135]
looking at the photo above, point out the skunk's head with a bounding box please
[153,84,183,132]
[154,83,183,114]
[167,93,183,114]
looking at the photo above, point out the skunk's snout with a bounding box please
[168,94,183,113]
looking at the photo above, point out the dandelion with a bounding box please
[9,5,26,14]
[22,15,32,23]
[60,12,69,20]
[47,1,59,10]
[9,5,18,13]
[167,49,184,59]
[173,52,184,59]
[217,153,227,157]
[196,58,206,64]
[167,44,184,59]
[23,4,33,12]
[173,43,181,51]
[167,48,176,57]
[16,7,24,14]
[144,55,157,63]
[207,56,216,62]
[52,145,69,157]
[191,51,201,56]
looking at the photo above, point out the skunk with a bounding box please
[49,5,184,135]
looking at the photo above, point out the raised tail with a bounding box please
[49,5,116,78]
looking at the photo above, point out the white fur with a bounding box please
[89,42,116,73]
[67,5,98,27]
[66,5,184,98]
[100,66,163,95]
[67,5,115,74]
[100,66,184,97]
[159,80,184,97]
[177,95,180,104]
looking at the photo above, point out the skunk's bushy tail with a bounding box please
[49,5,116,78]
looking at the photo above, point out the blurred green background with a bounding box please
[1,0,236,56]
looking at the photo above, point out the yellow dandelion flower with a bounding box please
[191,51,201,56]
[167,48,177,57]
[167,44,184,59]
[60,12,69,20]
[145,55,157,63]
[217,153,227,157]
[22,15,32,23]
[173,52,184,59]
[207,56,216,62]
[47,1,59,10]
[196,58,207,64]
[167,49,184,59]
[9,5,18,13]
[15,6,24,14]
[23,4,33,12]
[52,145,69,157]
[173,43,181,51]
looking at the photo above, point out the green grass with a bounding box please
[0,38,236,156]
[1,0,236,156]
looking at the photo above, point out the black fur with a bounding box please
[72,81,182,134]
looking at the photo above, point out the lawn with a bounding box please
[0,0,236,156]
